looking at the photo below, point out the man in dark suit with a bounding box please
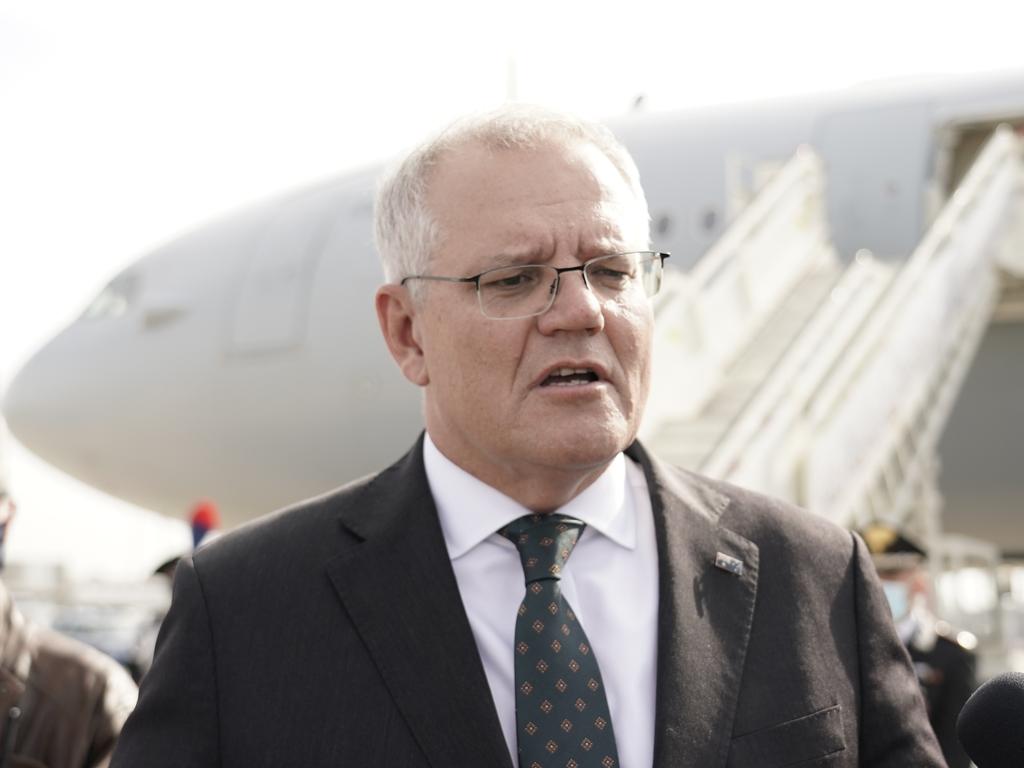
[111,107,945,767]
[862,522,978,768]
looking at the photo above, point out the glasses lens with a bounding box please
[478,265,557,319]
[640,253,664,296]
[585,252,662,299]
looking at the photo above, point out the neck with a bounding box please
[427,433,614,513]
[505,466,609,514]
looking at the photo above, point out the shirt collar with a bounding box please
[423,433,636,560]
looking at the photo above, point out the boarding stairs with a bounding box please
[651,258,841,470]
[643,146,840,453]
[642,126,1024,536]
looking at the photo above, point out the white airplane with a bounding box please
[3,70,1023,554]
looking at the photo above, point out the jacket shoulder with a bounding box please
[655,458,856,560]
[192,468,380,575]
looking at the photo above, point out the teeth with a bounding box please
[542,367,598,387]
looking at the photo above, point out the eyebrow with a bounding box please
[496,250,545,265]
[485,240,634,270]
[474,249,548,272]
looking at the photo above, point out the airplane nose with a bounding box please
[2,331,109,478]
[6,352,49,442]
[2,368,27,434]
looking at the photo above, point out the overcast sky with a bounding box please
[1,0,1022,579]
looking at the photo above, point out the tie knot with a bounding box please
[499,514,585,583]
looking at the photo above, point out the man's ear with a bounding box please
[375,284,429,386]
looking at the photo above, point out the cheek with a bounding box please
[425,312,526,397]
[607,303,654,380]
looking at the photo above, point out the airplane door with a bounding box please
[227,190,334,356]
[814,101,934,259]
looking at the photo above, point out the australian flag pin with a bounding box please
[715,552,744,576]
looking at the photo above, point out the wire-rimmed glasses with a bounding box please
[400,251,669,320]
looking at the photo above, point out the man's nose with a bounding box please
[538,270,605,334]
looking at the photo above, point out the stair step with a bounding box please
[651,259,842,467]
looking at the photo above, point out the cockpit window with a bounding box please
[82,273,137,320]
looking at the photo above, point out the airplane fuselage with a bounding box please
[4,71,1024,528]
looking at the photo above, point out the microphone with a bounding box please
[956,671,1024,767]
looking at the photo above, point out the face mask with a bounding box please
[882,581,911,620]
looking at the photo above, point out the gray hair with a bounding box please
[374,104,650,285]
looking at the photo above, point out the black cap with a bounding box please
[859,522,926,571]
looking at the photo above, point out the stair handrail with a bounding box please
[652,144,825,315]
[809,127,1017,430]
[700,251,894,482]
[690,145,821,291]
[644,146,832,429]
[822,267,998,526]
[698,126,1018,514]
[801,126,1021,522]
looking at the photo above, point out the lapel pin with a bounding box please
[715,552,744,576]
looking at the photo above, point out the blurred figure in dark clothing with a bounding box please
[134,499,222,679]
[863,522,978,768]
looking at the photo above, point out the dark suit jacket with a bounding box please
[907,621,977,768]
[111,438,945,767]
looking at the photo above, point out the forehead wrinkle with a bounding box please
[457,201,640,274]
[470,231,557,272]
[428,141,645,273]
[529,198,633,249]
[579,203,638,254]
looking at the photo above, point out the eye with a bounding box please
[592,266,632,279]
[588,255,637,288]
[480,266,544,292]
[494,274,531,288]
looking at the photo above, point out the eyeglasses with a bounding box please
[400,251,669,319]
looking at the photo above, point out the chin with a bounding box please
[534,421,633,469]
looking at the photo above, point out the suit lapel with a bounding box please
[324,437,757,768]
[325,437,514,768]
[629,444,760,768]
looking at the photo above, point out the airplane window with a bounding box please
[82,273,137,320]
[655,214,672,236]
[687,206,719,243]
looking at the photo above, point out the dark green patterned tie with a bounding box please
[500,514,620,768]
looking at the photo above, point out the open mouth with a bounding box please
[540,367,601,387]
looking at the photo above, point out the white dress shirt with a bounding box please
[423,434,659,768]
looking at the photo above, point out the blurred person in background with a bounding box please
[0,433,138,767]
[863,521,978,768]
[133,500,221,680]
